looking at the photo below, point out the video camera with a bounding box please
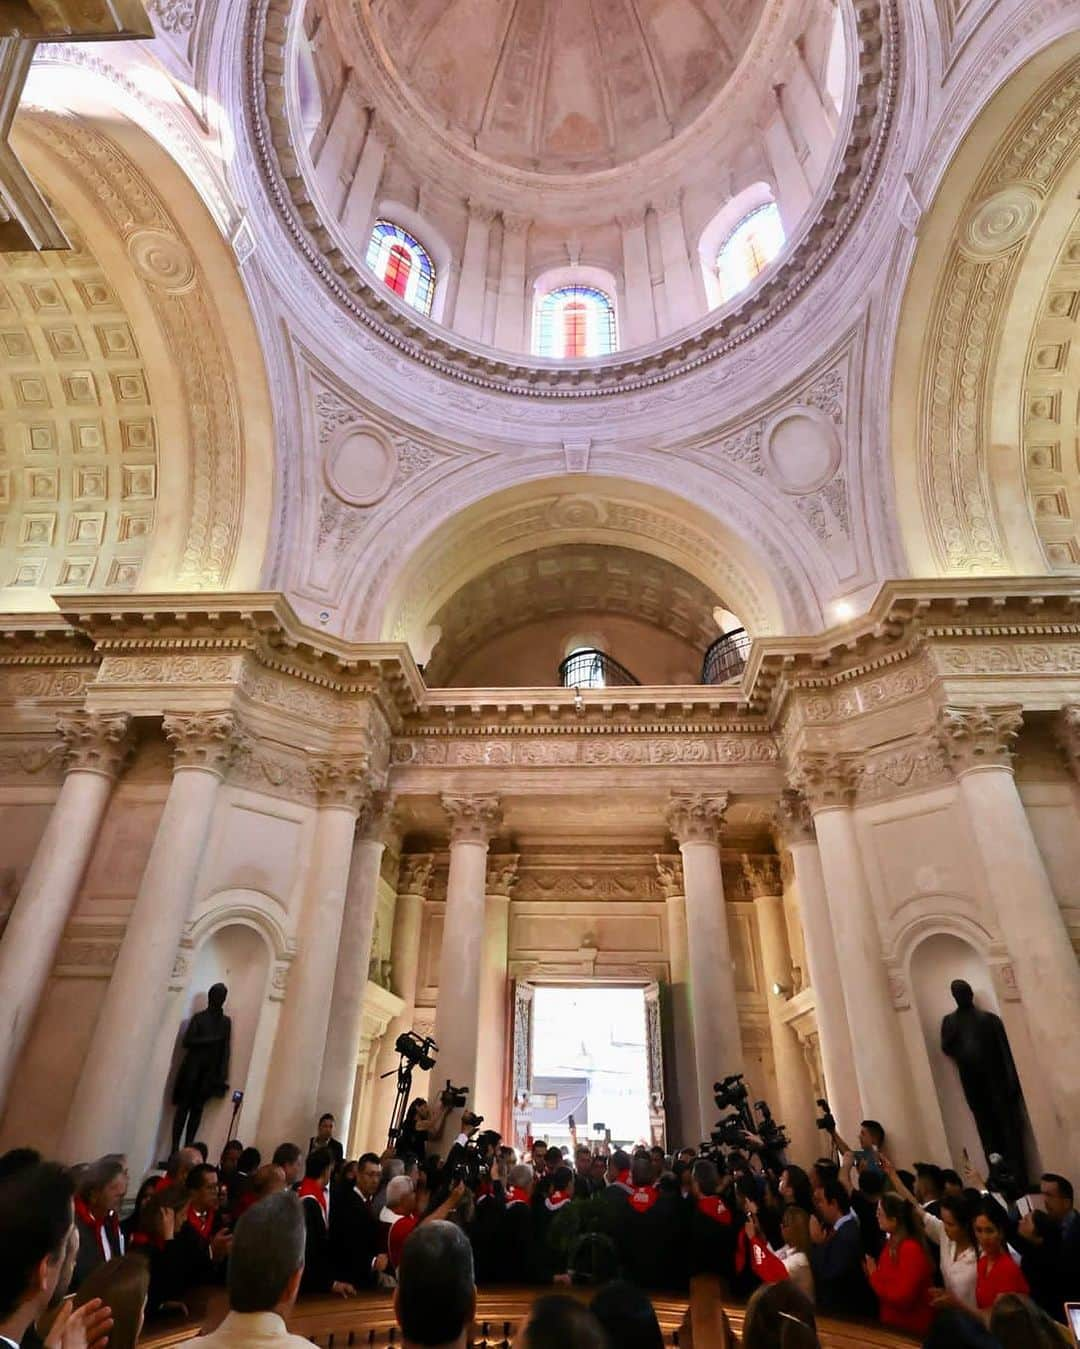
[714,1074,750,1112]
[441,1079,470,1109]
[395,1030,438,1070]
[710,1071,790,1169]
[815,1097,836,1134]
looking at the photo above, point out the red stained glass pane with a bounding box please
[564,301,587,358]
[385,244,412,298]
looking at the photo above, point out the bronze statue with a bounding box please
[170,983,231,1153]
[940,978,1027,1185]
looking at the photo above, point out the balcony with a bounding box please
[701,628,751,684]
[557,647,641,689]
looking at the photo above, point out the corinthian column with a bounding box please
[62,712,240,1162]
[742,853,819,1164]
[369,854,435,1146]
[666,793,744,1138]
[941,705,1080,1173]
[434,795,501,1119]
[773,791,860,1137]
[259,757,373,1150]
[476,854,518,1135]
[656,854,699,1148]
[0,713,133,1111]
[790,753,925,1160]
[317,792,392,1145]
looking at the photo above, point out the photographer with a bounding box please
[395,1096,451,1163]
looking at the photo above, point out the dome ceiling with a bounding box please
[367,0,767,173]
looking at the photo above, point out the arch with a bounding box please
[365,218,437,319]
[185,891,296,964]
[891,33,1080,577]
[2,106,275,606]
[697,182,782,310]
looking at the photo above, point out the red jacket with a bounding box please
[869,1237,934,1336]
[976,1252,1029,1310]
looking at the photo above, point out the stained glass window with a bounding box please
[715,203,785,303]
[366,220,436,316]
[535,286,616,359]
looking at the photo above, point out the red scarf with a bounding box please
[75,1196,121,1260]
[545,1189,573,1211]
[696,1194,733,1225]
[298,1178,328,1222]
[186,1206,216,1242]
[506,1186,531,1207]
[629,1185,659,1213]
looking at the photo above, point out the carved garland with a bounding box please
[246,0,898,397]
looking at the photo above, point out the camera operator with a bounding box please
[395,1095,451,1163]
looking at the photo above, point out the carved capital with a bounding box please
[772,789,815,848]
[654,853,684,899]
[398,853,435,897]
[667,792,728,845]
[57,712,133,779]
[936,704,1023,774]
[163,712,240,777]
[466,198,498,226]
[787,752,857,811]
[356,789,393,841]
[486,853,520,897]
[1055,705,1080,781]
[501,212,531,236]
[309,756,375,812]
[741,853,783,898]
[443,794,502,845]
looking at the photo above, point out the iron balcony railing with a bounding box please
[702,628,751,684]
[557,648,641,689]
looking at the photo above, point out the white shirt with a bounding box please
[194,1310,314,1349]
[921,1210,978,1309]
[774,1245,814,1302]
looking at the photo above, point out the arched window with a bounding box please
[715,203,785,303]
[535,286,617,359]
[365,220,436,317]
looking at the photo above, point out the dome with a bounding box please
[367,0,768,175]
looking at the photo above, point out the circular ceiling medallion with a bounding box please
[761,406,841,494]
[960,185,1041,259]
[324,425,397,505]
[127,228,196,292]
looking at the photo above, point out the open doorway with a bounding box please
[528,985,652,1151]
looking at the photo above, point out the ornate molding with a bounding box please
[162,711,240,776]
[854,736,952,802]
[309,755,375,811]
[442,793,502,845]
[229,737,318,804]
[654,854,684,899]
[936,704,1023,773]
[398,853,435,897]
[741,853,783,898]
[666,792,728,845]
[486,854,520,898]
[787,751,858,811]
[57,712,134,779]
[392,732,779,768]
[772,789,815,848]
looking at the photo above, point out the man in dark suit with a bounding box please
[307,1114,344,1171]
[492,1164,547,1283]
[330,1152,388,1287]
[810,1179,877,1319]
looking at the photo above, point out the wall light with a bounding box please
[771,980,791,998]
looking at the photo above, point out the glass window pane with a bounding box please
[365,220,436,317]
[716,203,785,304]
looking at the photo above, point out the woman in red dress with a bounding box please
[865,1193,935,1336]
[974,1198,1029,1311]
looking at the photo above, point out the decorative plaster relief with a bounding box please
[761,406,842,495]
[960,185,1042,259]
[391,734,779,768]
[855,738,952,803]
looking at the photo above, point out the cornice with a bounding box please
[244,0,898,398]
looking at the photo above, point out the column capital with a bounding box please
[653,188,684,217]
[308,756,375,812]
[741,853,783,899]
[486,853,520,897]
[787,751,857,811]
[501,211,531,236]
[667,791,728,845]
[1055,705,1080,781]
[466,198,498,225]
[936,704,1023,774]
[162,711,240,777]
[398,853,435,898]
[57,712,134,779]
[357,789,394,842]
[442,793,502,845]
[654,853,684,899]
[772,789,815,848]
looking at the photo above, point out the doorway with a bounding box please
[527,985,652,1151]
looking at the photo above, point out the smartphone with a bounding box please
[1065,1303,1080,1347]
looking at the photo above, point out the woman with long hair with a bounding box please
[74,1254,149,1349]
[778,1166,815,1217]
[882,1155,978,1311]
[973,1197,1029,1311]
[865,1192,934,1336]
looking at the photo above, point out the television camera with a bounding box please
[706,1072,790,1169]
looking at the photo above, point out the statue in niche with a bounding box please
[940,979,1027,1185]
[170,983,231,1153]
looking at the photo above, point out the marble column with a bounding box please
[342,110,389,240]
[618,211,657,348]
[434,795,501,1122]
[317,793,391,1145]
[61,712,239,1162]
[0,713,133,1112]
[368,854,435,1148]
[258,758,373,1150]
[760,90,812,233]
[476,854,518,1136]
[454,201,495,340]
[773,791,861,1137]
[656,854,700,1149]
[743,853,820,1165]
[493,214,530,353]
[790,754,926,1160]
[941,705,1080,1173]
[654,193,698,332]
[666,793,744,1138]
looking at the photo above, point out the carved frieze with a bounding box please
[0,739,65,784]
[97,654,244,686]
[392,733,778,768]
[933,643,1080,675]
[0,670,90,701]
[228,737,319,804]
[854,737,952,803]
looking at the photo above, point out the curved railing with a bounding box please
[701,628,751,684]
[557,648,641,689]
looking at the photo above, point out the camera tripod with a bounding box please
[381,1033,438,1151]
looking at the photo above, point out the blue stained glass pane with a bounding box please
[366,220,436,317]
[715,203,785,304]
[534,285,617,359]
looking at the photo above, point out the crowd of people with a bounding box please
[2,1099,1079,1349]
